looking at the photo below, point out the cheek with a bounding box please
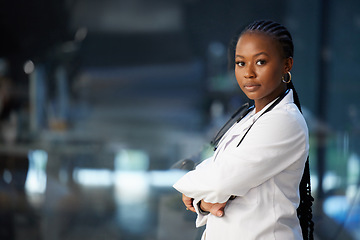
[235,68,242,80]
[235,70,243,86]
[260,68,282,84]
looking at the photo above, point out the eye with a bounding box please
[256,60,266,66]
[236,61,245,67]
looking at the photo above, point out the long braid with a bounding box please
[239,20,315,239]
[288,81,315,240]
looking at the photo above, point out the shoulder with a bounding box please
[259,102,308,136]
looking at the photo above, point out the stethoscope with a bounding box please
[211,89,290,151]
[171,89,290,170]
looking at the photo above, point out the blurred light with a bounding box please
[3,169,12,184]
[25,150,48,207]
[73,168,113,187]
[209,41,225,58]
[114,149,150,202]
[149,169,186,188]
[114,171,149,203]
[113,149,150,234]
[323,171,341,191]
[348,153,360,185]
[75,27,88,42]
[115,149,149,171]
[24,60,35,74]
[310,174,318,193]
[25,150,48,194]
[323,195,349,222]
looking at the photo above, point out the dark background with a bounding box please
[0,0,359,239]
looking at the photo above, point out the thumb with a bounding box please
[212,203,226,217]
[216,207,224,217]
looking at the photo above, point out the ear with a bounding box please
[283,57,293,73]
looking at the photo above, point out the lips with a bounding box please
[244,83,261,92]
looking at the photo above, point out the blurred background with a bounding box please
[0,0,359,239]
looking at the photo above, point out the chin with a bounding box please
[243,92,258,100]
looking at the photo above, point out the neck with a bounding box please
[254,86,288,113]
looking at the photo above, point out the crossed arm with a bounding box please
[175,111,307,219]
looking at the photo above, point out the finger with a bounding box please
[216,208,224,217]
[187,206,196,212]
[184,199,195,211]
[185,202,196,212]
[216,202,227,217]
[210,202,227,217]
[182,195,196,212]
[182,195,193,206]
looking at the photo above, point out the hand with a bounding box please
[182,194,196,212]
[199,199,227,217]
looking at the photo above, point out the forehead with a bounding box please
[235,32,282,57]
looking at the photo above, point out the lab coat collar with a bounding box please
[251,89,294,120]
[216,90,295,146]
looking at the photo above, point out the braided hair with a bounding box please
[236,20,315,240]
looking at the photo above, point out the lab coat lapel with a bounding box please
[213,90,295,162]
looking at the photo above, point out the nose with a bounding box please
[244,64,256,78]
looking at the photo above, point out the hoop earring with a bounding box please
[282,72,291,84]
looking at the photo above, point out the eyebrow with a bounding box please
[235,51,270,58]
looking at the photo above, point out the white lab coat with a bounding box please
[173,90,309,240]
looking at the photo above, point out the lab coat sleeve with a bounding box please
[173,108,308,203]
[173,157,213,227]
[193,198,209,227]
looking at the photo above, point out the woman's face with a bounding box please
[234,32,292,111]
